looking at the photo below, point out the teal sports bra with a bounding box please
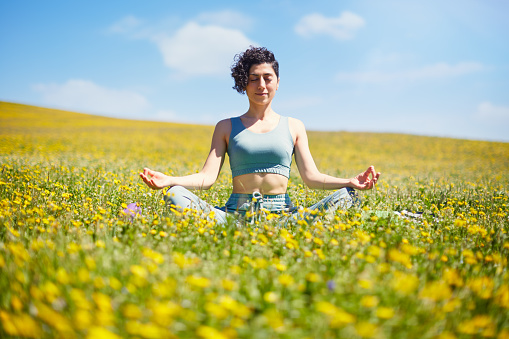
[228,116,294,178]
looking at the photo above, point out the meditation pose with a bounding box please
[140,46,380,224]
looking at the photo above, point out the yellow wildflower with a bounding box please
[275,263,287,271]
[494,284,509,308]
[419,280,452,302]
[73,309,93,330]
[196,325,228,339]
[354,230,371,244]
[468,276,494,299]
[315,301,355,328]
[94,276,106,289]
[360,295,379,308]
[435,331,457,339]
[358,279,373,289]
[355,321,378,338]
[122,303,143,319]
[442,298,461,313]
[86,327,121,339]
[85,256,96,270]
[205,302,229,320]
[376,307,395,319]
[443,269,464,287]
[391,271,419,295]
[278,274,295,287]
[457,315,494,336]
[263,309,285,331]
[35,302,74,335]
[388,248,412,269]
[92,292,112,312]
[186,275,211,289]
[367,245,381,257]
[148,300,181,327]
[109,277,122,290]
[221,278,238,291]
[263,292,278,303]
[305,272,320,282]
[0,311,42,338]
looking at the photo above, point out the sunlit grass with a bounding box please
[1,101,508,338]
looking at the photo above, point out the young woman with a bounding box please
[140,46,380,224]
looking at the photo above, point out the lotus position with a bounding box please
[140,46,380,224]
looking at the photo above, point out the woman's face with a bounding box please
[244,63,279,106]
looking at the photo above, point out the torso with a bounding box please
[232,173,288,194]
[227,114,296,195]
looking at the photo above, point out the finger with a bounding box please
[143,168,154,177]
[359,168,370,180]
[140,173,151,183]
[147,179,155,189]
[374,172,381,183]
[140,173,155,188]
[366,180,373,189]
[141,176,151,187]
[359,168,371,181]
[367,165,377,179]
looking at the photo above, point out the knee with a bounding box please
[342,187,360,206]
[165,185,186,197]
[344,187,355,196]
[163,186,189,206]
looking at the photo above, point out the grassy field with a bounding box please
[1,101,508,338]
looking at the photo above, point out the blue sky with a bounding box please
[1,0,508,141]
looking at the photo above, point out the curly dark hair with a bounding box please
[230,46,279,94]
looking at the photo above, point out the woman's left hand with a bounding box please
[350,166,381,190]
[140,168,171,190]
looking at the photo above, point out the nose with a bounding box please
[258,78,266,89]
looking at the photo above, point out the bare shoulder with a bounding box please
[212,118,233,145]
[214,118,232,133]
[288,117,307,142]
[288,116,306,130]
[216,118,232,128]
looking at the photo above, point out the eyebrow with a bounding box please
[249,73,274,77]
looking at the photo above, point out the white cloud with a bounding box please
[152,22,255,76]
[150,110,220,125]
[33,79,150,117]
[108,15,143,34]
[336,62,485,83]
[195,10,254,30]
[151,109,184,122]
[108,13,256,77]
[475,102,509,121]
[295,11,365,40]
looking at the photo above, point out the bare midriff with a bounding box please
[232,173,288,195]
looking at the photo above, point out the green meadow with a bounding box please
[1,101,508,338]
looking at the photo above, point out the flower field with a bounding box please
[1,101,508,338]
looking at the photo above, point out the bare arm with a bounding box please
[290,118,380,190]
[140,119,230,190]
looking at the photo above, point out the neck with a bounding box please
[245,102,275,119]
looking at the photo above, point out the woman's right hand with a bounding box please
[349,166,381,190]
[139,168,171,190]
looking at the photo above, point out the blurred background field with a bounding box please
[2,101,508,184]
[1,101,508,338]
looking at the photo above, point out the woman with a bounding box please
[140,46,380,224]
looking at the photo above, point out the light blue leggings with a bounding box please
[163,186,359,225]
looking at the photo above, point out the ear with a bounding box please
[276,77,280,90]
